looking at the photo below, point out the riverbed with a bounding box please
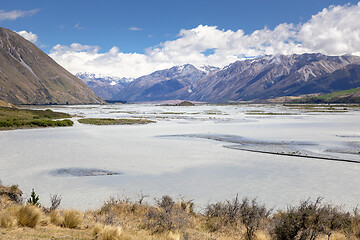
[1,104,359,210]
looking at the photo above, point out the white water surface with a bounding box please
[1,104,360,210]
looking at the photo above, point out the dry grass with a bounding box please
[92,224,124,240]
[17,205,42,228]
[0,209,17,229]
[317,232,348,240]
[2,193,360,240]
[49,210,62,226]
[0,226,93,240]
[62,209,83,228]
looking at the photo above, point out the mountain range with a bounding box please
[88,53,360,103]
[1,27,360,105]
[111,64,218,102]
[75,73,132,100]
[186,54,360,102]
[0,27,103,105]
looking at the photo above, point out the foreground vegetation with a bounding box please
[0,107,73,130]
[78,118,155,125]
[1,184,360,240]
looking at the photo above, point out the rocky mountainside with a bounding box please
[76,72,131,100]
[112,64,219,102]
[0,27,103,105]
[110,53,360,103]
[291,64,360,103]
[187,54,360,102]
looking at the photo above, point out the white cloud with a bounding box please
[0,9,39,21]
[49,2,360,78]
[129,26,143,31]
[16,30,38,43]
[298,3,360,55]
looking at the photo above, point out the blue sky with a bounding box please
[1,0,360,78]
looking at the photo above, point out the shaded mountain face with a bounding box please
[112,64,218,102]
[0,27,103,105]
[76,73,131,100]
[187,54,360,102]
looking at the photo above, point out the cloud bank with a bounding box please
[49,2,360,78]
[0,9,39,21]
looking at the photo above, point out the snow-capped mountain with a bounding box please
[79,53,360,103]
[111,64,218,102]
[76,72,132,100]
[186,53,360,102]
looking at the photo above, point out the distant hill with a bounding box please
[0,27,103,105]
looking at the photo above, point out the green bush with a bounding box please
[27,189,40,206]
[0,120,13,127]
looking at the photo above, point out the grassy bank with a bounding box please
[1,184,360,240]
[0,107,73,130]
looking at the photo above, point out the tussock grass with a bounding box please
[62,209,83,228]
[93,224,124,240]
[0,209,17,229]
[17,205,42,228]
[49,210,62,226]
[3,184,360,240]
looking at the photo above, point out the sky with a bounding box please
[1,0,360,78]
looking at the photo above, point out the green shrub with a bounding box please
[0,120,13,127]
[27,189,40,206]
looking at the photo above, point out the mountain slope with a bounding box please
[76,73,131,100]
[112,64,218,102]
[188,54,360,102]
[0,27,103,105]
[292,66,360,104]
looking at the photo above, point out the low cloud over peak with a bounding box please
[16,30,38,43]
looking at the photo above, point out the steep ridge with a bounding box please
[188,54,360,102]
[0,27,103,105]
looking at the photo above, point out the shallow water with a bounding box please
[1,104,360,210]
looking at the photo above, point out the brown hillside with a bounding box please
[0,27,103,105]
